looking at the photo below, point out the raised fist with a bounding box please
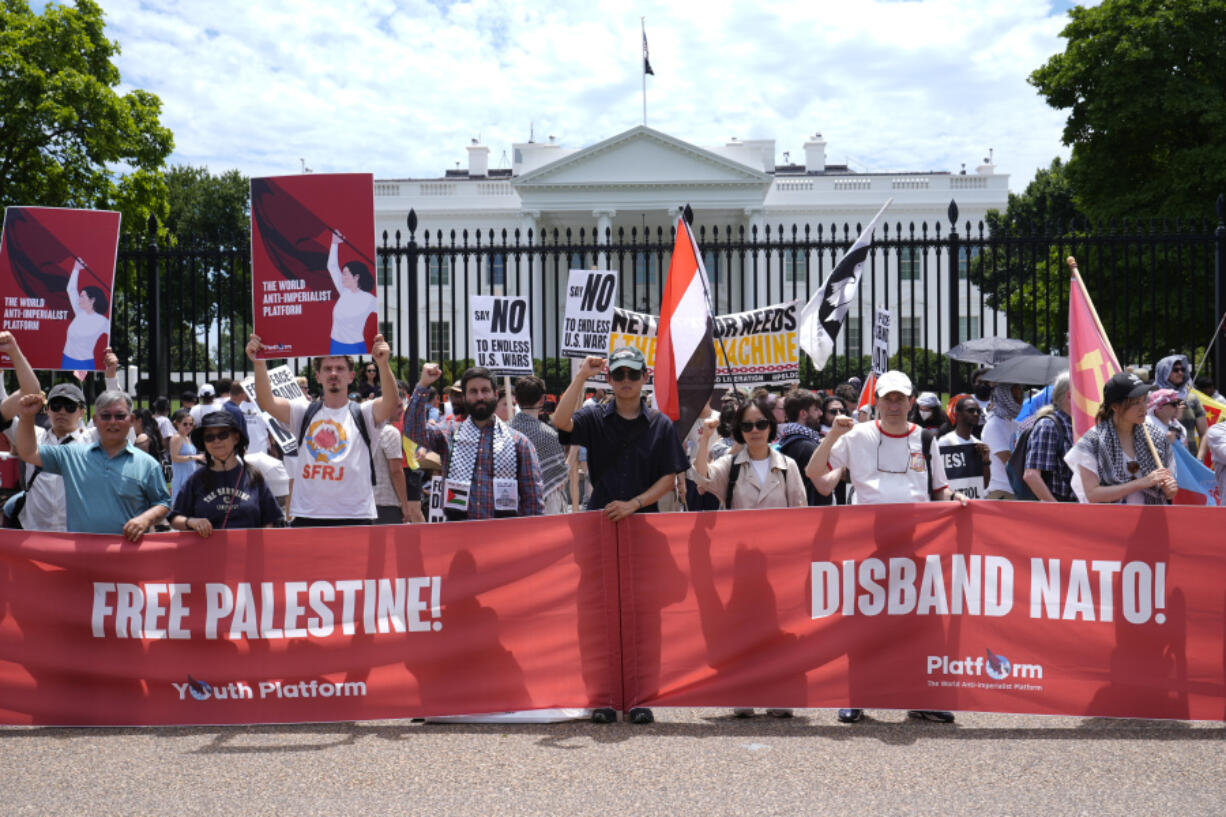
[420,362,442,387]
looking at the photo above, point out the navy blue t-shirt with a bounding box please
[558,400,689,511]
[171,464,283,530]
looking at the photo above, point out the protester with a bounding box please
[132,408,165,461]
[820,395,847,437]
[938,396,991,498]
[1021,373,1076,503]
[553,348,690,725]
[1205,419,1226,499]
[229,382,268,455]
[153,396,175,450]
[1154,354,1207,454]
[1146,388,1185,447]
[1065,372,1177,505]
[180,389,198,415]
[243,434,292,517]
[169,408,204,505]
[190,383,218,424]
[982,382,1024,499]
[169,411,282,535]
[371,395,413,524]
[390,380,427,524]
[775,388,826,507]
[910,392,944,430]
[357,360,381,399]
[495,389,510,423]
[14,389,170,539]
[406,363,543,519]
[511,375,569,515]
[246,332,399,526]
[806,370,965,725]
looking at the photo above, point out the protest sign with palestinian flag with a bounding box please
[655,214,715,439]
[797,199,891,370]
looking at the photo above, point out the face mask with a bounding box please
[974,384,991,401]
[919,409,934,420]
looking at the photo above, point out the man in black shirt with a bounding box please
[775,388,825,506]
[554,348,690,724]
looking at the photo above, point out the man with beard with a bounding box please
[246,333,399,526]
[405,363,543,519]
[775,388,826,506]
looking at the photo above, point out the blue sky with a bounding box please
[96,0,1101,190]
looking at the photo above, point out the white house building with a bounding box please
[372,125,1009,371]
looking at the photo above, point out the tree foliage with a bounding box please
[1030,0,1226,220]
[0,0,174,242]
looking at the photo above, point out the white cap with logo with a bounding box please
[875,370,914,398]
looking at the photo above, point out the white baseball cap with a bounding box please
[875,370,913,398]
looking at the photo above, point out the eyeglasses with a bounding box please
[609,368,643,382]
[203,430,233,443]
[826,407,847,416]
[876,437,912,474]
[96,412,129,422]
[739,419,771,433]
[47,399,82,413]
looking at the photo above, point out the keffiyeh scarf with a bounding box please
[510,412,566,496]
[1075,420,1170,505]
[776,422,822,449]
[448,417,518,487]
[990,384,1022,422]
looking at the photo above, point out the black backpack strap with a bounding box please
[724,455,741,509]
[297,400,324,449]
[921,428,936,499]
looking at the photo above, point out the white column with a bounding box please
[593,208,616,270]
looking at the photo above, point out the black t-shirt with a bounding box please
[558,400,689,511]
[171,464,283,530]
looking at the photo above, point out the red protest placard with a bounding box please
[0,207,121,371]
[250,174,377,359]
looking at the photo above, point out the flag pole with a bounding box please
[1189,311,1226,389]
[680,204,734,383]
[641,18,647,126]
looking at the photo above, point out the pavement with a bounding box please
[2,708,1224,816]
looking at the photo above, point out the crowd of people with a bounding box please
[1,329,1223,723]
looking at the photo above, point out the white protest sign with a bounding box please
[561,269,618,358]
[427,475,446,523]
[470,295,533,376]
[939,440,987,500]
[241,365,307,457]
[872,306,892,375]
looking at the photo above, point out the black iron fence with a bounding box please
[103,197,1226,404]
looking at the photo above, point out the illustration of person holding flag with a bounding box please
[61,257,109,369]
[326,229,377,354]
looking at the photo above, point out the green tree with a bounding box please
[0,0,174,241]
[1030,0,1226,220]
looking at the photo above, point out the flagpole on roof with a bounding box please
[641,18,653,126]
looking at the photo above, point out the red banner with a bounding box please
[3,504,1225,726]
[250,173,377,358]
[0,516,620,726]
[623,503,1226,720]
[0,206,120,371]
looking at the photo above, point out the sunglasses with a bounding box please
[1170,366,1186,373]
[47,399,82,413]
[740,419,771,433]
[203,430,233,443]
[96,412,129,422]
[826,407,847,416]
[609,368,643,382]
[960,406,982,414]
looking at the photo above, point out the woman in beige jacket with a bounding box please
[693,394,806,719]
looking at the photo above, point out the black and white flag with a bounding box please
[642,27,654,75]
[797,198,892,369]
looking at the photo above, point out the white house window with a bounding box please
[783,251,805,285]
[428,321,451,360]
[901,316,923,348]
[958,246,979,280]
[846,315,862,359]
[958,315,981,343]
[899,248,921,281]
[490,253,506,292]
[428,256,449,286]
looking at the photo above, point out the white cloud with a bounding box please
[98,0,1096,190]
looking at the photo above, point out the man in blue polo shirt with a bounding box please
[554,347,690,725]
[14,390,170,540]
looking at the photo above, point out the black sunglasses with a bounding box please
[47,398,82,413]
[739,419,771,433]
[609,368,643,382]
[826,407,847,415]
[202,430,233,443]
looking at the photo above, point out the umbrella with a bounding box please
[982,355,1069,386]
[946,337,1044,365]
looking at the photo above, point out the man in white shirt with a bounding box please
[246,333,399,526]
[189,383,218,425]
[937,396,992,500]
[806,370,967,725]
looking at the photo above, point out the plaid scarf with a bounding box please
[510,412,567,496]
[1080,420,1170,505]
[990,384,1022,421]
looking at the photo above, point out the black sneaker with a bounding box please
[628,707,654,724]
[591,708,617,724]
[907,710,955,723]
[837,708,863,723]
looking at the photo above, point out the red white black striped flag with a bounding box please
[655,215,715,439]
